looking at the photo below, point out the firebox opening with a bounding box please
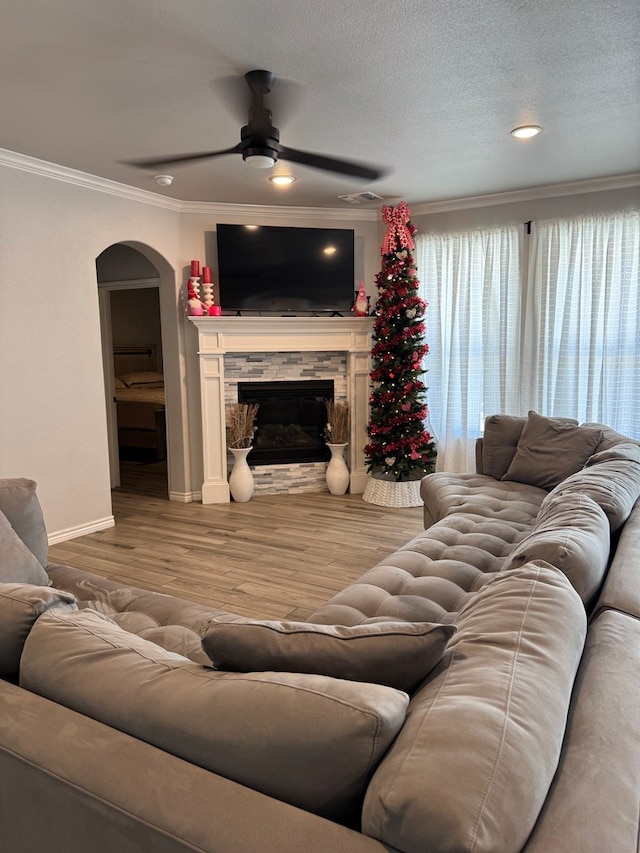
[237,380,334,465]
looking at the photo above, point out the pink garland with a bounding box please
[381,202,415,255]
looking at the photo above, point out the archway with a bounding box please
[96,242,177,498]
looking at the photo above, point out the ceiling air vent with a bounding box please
[337,191,384,205]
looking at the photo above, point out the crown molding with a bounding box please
[410,173,640,215]
[177,199,379,220]
[0,148,184,211]
[0,148,379,220]
[2,148,637,220]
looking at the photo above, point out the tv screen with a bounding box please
[216,224,355,314]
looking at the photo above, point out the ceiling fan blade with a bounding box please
[123,144,242,169]
[279,146,388,181]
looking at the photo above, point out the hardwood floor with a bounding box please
[48,461,425,620]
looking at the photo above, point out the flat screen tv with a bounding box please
[216,224,355,314]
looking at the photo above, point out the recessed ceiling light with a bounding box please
[510,125,542,140]
[269,174,296,186]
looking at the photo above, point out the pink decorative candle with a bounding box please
[202,266,212,283]
[190,259,200,277]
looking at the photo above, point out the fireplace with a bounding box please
[238,380,333,465]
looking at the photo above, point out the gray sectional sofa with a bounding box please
[1,410,640,852]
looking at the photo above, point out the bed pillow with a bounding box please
[115,376,127,390]
[0,583,76,678]
[20,608,409,823]
[501,411,603,490]
[118,371,164,387]
[0,512,51,587]
[202,618,456,693]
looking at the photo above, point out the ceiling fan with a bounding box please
[125,69,387,181]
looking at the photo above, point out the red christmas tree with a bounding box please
[364,202,437,481]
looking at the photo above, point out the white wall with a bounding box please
[0,163,184,538]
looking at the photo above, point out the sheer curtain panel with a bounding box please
[523,211,640,438]
[416,226,521,472]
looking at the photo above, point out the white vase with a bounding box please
[229,447,254,502]
[326,443,350,495]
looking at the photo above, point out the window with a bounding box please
[416,210,640,471]
[523,211,640,438]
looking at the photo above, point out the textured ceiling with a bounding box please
[2,0,639,208]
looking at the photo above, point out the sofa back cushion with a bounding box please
[501,492,610,607]
[20,609,409,824]
[0,479,48,568]
[362,562,587,853]
[0,512,51,588]
[550,442,640,533]
[0,583,76,679]
[501,411,602,490]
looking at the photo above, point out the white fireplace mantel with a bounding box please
[189,316,374,503]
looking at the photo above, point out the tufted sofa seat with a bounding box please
[306,506,543,625]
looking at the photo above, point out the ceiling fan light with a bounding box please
[511,125,542,139]
[245,154,276,169]
[269,175,296,185]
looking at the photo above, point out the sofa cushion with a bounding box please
[501,492,610,607]
[0,512,51,588]
[481,414,527,478]
[549,442,640,532]
[502,411,603,490]
[0,479,48,568]
[202,618,455,693]
[20,608,409,824]
[0,583,76,679]
[362,562,587,853]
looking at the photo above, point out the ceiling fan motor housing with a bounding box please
[240,123,280,166]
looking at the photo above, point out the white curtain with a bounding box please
[523,211,640,436]
[415,226,522,472]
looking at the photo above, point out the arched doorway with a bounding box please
[97,243,174,498]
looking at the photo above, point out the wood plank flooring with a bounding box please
[48,461,425,620]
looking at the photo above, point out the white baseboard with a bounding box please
[48,516,115,545]
[169,490,201,503]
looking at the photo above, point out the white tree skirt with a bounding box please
[362,477,424,507]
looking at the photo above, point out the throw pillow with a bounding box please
[0,511,51,587]
[481,414,528,479]
[0,583,76,679]
[501,411,603,490]
[0,478,48,568]
[202,618,456,693]
[21,608,409,823]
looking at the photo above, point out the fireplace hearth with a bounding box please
[238,380,333,465]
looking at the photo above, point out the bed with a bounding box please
[113,346,166,461]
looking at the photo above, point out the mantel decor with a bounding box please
[363,202,437,508]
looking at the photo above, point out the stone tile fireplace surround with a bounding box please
[190,317,374,503]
